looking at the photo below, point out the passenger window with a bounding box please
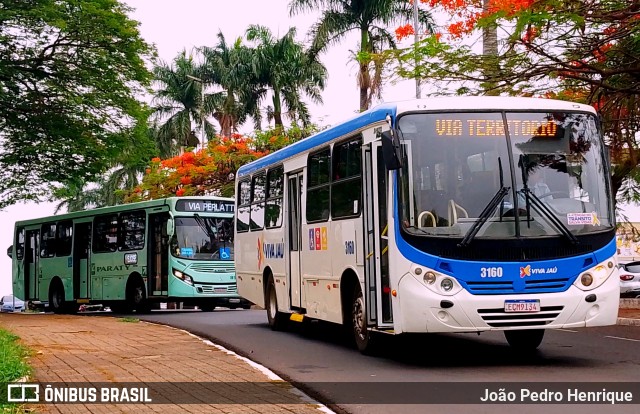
[93,214,118,253]
[251,173,266,230]
[236,180,251,232]
[40,223,56,258]
[266,166,284,228]
[332,138,362,219]
[119,211,145,251]
[307,148,331,222]
[56,221,73,257]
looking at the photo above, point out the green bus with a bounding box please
[7,196,250,313]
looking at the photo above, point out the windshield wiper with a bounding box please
[458,186,510,247]
[518,188,578,244]
[517,155,577,244]
[459,157,509,247]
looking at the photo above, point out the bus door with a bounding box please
[287,171,303,309]
[362,141,393,327]
[73,222,92,299]
[148,213,169,297]
[24,230,39,300]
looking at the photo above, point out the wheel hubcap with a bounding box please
[353,294,365,339]
[133,286,143,304]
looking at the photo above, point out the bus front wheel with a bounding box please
[504,329,544,351]
[265,275,286,330]
[49,280,66,314]
[126,277,147,312]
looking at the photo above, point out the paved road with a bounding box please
[137,309,640,414]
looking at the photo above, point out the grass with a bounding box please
[0,327,31,412]
[118,317,139,323]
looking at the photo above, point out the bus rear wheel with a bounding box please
[265,275,286,330]
[351,286,376,354]
[504,329,544,351]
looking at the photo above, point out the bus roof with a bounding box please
[14,196,233,227]
[237,96,596,178]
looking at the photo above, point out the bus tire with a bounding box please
[49,280,66,314]
[504,329,544,351]
[351,285,376,354]
[265,275,286,330]
[126,277,146,313]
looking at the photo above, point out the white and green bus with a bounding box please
[7,196,250,313]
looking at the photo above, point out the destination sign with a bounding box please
[175,199,235,213]
[435,119,558,137]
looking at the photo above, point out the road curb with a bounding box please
[617,317,640,326]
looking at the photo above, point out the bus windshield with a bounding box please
[171,216,234,260]
[397,111,613,239]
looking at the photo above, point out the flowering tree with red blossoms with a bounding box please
[124,125,320,202]
[390,0,640,206]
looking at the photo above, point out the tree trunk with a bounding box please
[482,0,500,96]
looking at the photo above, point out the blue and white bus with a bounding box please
[234,97,619,353]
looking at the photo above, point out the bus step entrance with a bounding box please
[289,313,305,323]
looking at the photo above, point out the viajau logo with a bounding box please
[520,264,559,278]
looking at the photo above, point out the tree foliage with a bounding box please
[123,124,321,202]
[389,0,640,205]
[290,0,435,111]
[0,0,155,208]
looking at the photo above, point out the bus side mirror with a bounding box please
[6,245,12,259]
[166,218,175,235]
[381,130,403,170]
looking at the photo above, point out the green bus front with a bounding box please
[166,198,250,310]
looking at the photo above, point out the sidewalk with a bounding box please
[0,313,329,414]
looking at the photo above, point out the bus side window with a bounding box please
[40,223,56,258]
[93,214,118,253]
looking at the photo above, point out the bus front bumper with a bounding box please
[396,268,620,334]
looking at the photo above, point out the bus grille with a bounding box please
[197,285,237,294]
[464,277,572,294]
[189,263,235,273]
[477,306,563,327]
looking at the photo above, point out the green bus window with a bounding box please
[56,221,73,257]
[40,223,56,258]
[307,148,331,222]
[119,211,145,251]
[331,138,362,219]
[266,166,284,228]
[93,214,118,253]
[15,228,24,261]
[251,173,266,230]
[237,180,251,232]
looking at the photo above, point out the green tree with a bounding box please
[0,0,154,209]
[199,32,262,137]
[152,51,213,156]
[289,0,435,111]
[246,25,327,128]
[53,112,157,212]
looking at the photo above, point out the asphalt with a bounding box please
[0,313,332,414]
[1,301,639,412]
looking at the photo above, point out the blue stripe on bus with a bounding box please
[236,104,397,177]
[391,174,617,295]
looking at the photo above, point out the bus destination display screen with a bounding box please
[175,199,235,213]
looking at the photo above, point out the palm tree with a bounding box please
[198,32,263,137]
[289,0,435,111]
[246,25,327,128]
[152,50,213,155]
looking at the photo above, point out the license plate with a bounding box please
[228,298,240,303]
[214,287,227,293]
[504,299,540,313]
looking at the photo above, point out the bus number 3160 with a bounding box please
[480,267,503,278]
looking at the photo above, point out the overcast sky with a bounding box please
[1,1,638,295]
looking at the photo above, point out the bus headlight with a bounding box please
[413,266,461,296]
[172,268,194,286]
[574,262,613,291]
[441,278,454,292]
